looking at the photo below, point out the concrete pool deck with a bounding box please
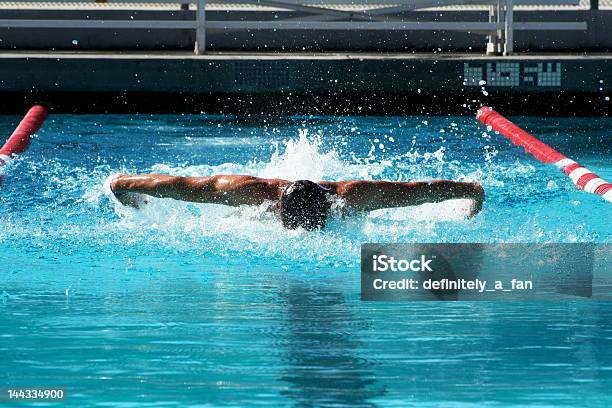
[1,51,610,115]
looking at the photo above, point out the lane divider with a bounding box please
[0,105,48,166]
[476,106,611,203]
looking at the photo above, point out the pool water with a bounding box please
[0,114,611,407]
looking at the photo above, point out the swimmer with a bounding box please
[110,174,484,230]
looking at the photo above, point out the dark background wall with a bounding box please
[0,10,609,52]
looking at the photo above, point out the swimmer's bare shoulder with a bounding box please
[111,174,290,207]
[319,179,485,216]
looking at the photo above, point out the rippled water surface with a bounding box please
[1,114,611,407]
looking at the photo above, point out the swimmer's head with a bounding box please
[280,180,332,230]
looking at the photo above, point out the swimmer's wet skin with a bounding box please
[110,174,485,230]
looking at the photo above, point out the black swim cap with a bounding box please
[280,180,332,230]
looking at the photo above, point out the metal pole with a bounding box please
[195,0,206,54]
[590,0,599,10]
[486,4,497,55]
[504,0,514,55]
[496,0,503,54]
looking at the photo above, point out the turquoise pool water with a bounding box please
[1,114,611,407]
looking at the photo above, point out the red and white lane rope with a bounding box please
[0,105,48,166]
[476,106,612,203]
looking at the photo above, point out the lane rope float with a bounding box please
[476,106,612,203]
[0,105,48,166]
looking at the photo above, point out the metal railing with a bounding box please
[0,0,588,55]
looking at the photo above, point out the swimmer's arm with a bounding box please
[328,180,484,216]
[110,174,288,207]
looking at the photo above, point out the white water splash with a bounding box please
[260,129,343,181]
[92,129,476,259]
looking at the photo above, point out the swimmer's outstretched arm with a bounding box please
[323,180,485,216]
[110,174,289,207]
